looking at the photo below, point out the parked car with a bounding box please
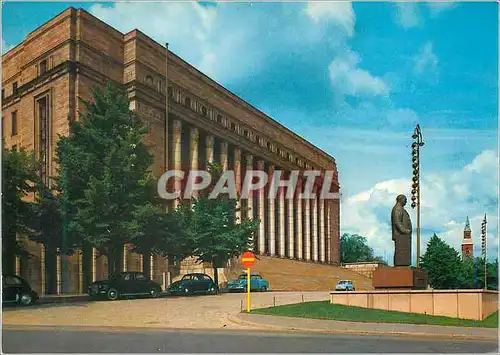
[87,272,162,301]
[2,275,39,306]
[227,273,269,292]
[335,280,355,291]
[167,273,216,295]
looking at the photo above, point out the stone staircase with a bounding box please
[228,255,374,291]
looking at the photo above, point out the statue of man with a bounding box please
[391,194,412,266]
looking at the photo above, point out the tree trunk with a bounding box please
[143,251,151,278]
[46,244,57,294]
[2,232,17,275]
[213,265,219,294]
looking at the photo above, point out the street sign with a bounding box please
[240,251,256,269]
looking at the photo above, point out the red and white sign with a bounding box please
[240,251,256,269]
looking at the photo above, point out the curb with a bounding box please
[37,292,171,304]
[227,314,498,341]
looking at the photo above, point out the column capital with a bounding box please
[206,135,214,148]
[190,126,199,140]
[246,154,254,165]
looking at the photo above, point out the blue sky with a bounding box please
[2,2,498,263]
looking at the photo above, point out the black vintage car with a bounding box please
[88,272,162,301]
[167,273,216,295]
[2,275,39,306]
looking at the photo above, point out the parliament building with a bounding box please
[2,8,340,294]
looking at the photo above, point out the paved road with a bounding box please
[2,327,498,353]
[2,292,330,329]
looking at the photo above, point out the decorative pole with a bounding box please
[481,214,487,289]
[411,125,424,268]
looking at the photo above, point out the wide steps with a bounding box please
[230,255,374,291]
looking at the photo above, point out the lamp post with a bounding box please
[411,124,424,268]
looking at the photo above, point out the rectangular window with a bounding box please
[11,111,17,136]
[40,60,48,75]
[1,89,4,100]
[37,96,50,183]
[12,82,18,96]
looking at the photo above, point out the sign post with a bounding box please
[240,251,256,313]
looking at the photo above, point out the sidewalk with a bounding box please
[229,313,498,340]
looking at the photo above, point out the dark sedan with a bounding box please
[167,273,216,295]
[88,272,162,301]
[2,275,39,306]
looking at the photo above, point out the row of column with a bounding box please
[169,118,336,263]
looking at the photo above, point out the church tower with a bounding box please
[461,216,474,259]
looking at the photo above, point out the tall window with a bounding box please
[1,89,4,100]
[37,96,50,183]
[11,111,17,136]
[12,82,18,96]
[40,59,48,75]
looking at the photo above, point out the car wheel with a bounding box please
[19,292,33,306]
[149,287,160,298]
[260,286,267,292]
[107,288,119,301]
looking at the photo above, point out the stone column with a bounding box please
[56,248,61,294]
[150,255,154,280]
[311,191,319,262]
[40,244,46,295]
[287,179,295,259]
[206,135,214,164]
[172,119,182,208]
[246,155,255,220]
[268,164,276,256]
[234,148,242,222]
[123,245,128,272]
[220,141,228,171]
[189,127,199,198]
[327,201,332,263]
[295,177,303,260]
[78,250,83,294]
[92,247,97,282]
[278,180,286,257]
[319,197,326,263]
[256,159,266,254]
[304,198,311,261]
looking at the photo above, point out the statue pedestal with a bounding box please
[372,266,428,290]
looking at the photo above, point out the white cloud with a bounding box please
[342,150,499,264]
[427,2,457,17]
[305,2,355,37]
[2,39,13,54]
[394,3,421,29]
[413,41,438,75]
[328,49,389,97]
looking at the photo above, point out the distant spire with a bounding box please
[464,216,471,232]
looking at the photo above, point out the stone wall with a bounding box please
[330,289,499,320]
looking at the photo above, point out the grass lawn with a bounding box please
[251,301,498,328]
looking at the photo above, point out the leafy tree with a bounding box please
[2,147,38,274]
[340,233,384,263]
[420,234,463,289]
[175,163,259,292]
[28,187,62,294]
[460,257,498,290]
[57,83,154,276]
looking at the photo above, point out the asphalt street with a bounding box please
[2,327,498,353]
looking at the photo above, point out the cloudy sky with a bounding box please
[3,1,498,264]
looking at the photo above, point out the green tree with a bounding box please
[56,83,155,276]
[2,147,38,274]
[175,163,259,292]
[340,233,384,263]
[460,257,498,290]
[420,234,463,289]
[28,187,62,294]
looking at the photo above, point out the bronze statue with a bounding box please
[391,194,412,266]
